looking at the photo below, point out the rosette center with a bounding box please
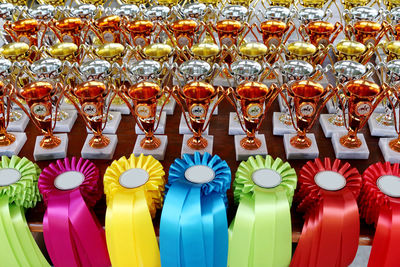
[0,168,21,186]
[252,168,282,188]
[377,175,400,197]
[54,171,85,190]
[314,171,346,191]
[185,165,215,184]
[119,168,149,188]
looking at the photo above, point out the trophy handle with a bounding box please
[359,83,389,131]
[238,23,259,45]
[225,87,250,134]
[279,84,299,132]
[329,22,343,44]
[202,86,225,132]
[3,22,18,42]
[375,21,391,46]
[310,64,325,82]
[170,85,196,133]
[298,24,309,42]
[207,63,221,84]
[344,24,354,40]
[258,62,275,83]
[3,84,14,130]
[101,84,116,132]
[342,9,351,24]
[362,62,376,80]
[282,21,295,45]
[375,62,387,85]
[361,43,376,65]
[10,90,43,131]
[153,87,171,132]
[51,82,66,131]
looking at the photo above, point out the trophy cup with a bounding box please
[299,21,343,47]
[171,81,225,156]
[282,41,330,66]
[113,4,140,20]
[223,59,273,86]
[90,15,124,44]
[280,80,335,159]
[376,40,400,63]
[331,79,387,159]
[219,4,254,22]
[226,81,281,160]
[41,42,87,64]
[48,17,88,46]
[118,81,170,160]
[343,6,382,25]
[123,19,156,47]
[257,6,294,23]
[144,5,171,21]
[297,7,332,25]
[11,80,68,160]
[0,42,40,63]
[212,19,245,47]
[176,60,220,85]
[345,20,390,46]
[64,81,118,159]
[329,39,375,64]
[167,19,201,48]
[3,19,41,47]
[252,19,295,47]
[341,0,377,10]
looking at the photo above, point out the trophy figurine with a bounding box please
[118,81,171,160]
[65,81,118,160]
[171,81,225,156]
[280,80,336,159]
[332,79,387,159]
[226,81,281,160]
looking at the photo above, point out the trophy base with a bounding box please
[157,98,176,115]
[379,138,400,163]
[54,110,78,133]
[61,98,76,110]
[133,135,168,161]
[34,133,68,161]
[331,132,369,159]
[81,134,117,160]
[368,113,397,137]
[0,132,26,157]
[234,134,268,161]
[283,133,319,160]
[136,112,166,135]
[110,102,130,115]
[326,99,337,114]
[179,113,209,135]
[319,114,347,138]
[86,112,122,134]
[7,112,29,132]
[273,112,296,136]
[12,103,29,111]
[229,112,245,135]
[181,134,213,157]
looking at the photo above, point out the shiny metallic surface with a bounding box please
[347,6,379,21]
[129,60,161,76]
[80,59,111,77]
[231,60,262,77]
[29,5,55,20]
[298,7,325,23]
[282,60,314,76]
[71,4,97,19]
[114,5,140,18]
[30,58,62,75]
[145,5,170,20]
[181,3,207,18]
[391,7,400,23]
[0,59,12,76]
[221,5,248,21]
[333,60,366,79]
[179,60,211,77]
[264,6,291,22]
[0,3,15,20]
[388,59,400,74]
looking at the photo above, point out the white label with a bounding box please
[377,175,400,197]
[185,165,215,184]
[135,104,151,119]
[356,102,372,116]
[178,36,190,47]
[54,171,85,190]
[246,104,262,118]
[119,168,149,188]
[314,171,346,191]
[252,168,282,188]
[62,35,73,43]
[103,32,114,43]
[82,103,97,116]
[134,37,146,47]
[299,103,315,116]
[190,104,205,117]
[221,37,233,47]
[0,168,21,186]
[31,103,48,116]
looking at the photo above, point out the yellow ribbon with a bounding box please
[104,154,165,267]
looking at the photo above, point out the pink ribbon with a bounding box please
[39,157,110,267]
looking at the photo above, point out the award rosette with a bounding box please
[359,162,400,267]
[159,152,231,267]
[0,155,48,267]
[103,154,165,267]
[228,155,297,267]
[38,157,110,267]
[291,158,362,267]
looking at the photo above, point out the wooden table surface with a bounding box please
[23,92,379,245]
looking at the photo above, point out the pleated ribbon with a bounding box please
[291,158,361,267]
[228,155,297,267]
[0,155,49,267]
[159,152,231,267]
[104,154,165,267]
[38,157,110,267]
[359,162,400,267]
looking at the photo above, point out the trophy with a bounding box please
[299,21,342,47]
[41,43,87,64]
[345,20,390,46]
[226,81,280,160]
[343,6,383,25]
[135,42,176,65]
[47,17,88,46]
[211,19,245,47]
[280,80,335,159]
[253,19,295,47]
[341,0,377,10]
[282,41,330,66]
[219,4,254,22]
[171,81,225,156]
[3,19,41,47]
[144,5,171,21]
[118,81,170,160]
[332,79,387,159]
[113,4,140,20]
[177,3,210,20]
[123,19,157,47]
[257,6,294,23]
[376,40,400,62]
[266,0,295,7]
[297,7,332,25]
[91,43,133,65]
[67,4,101,21]
[90,15,124,44]
[223,59,273,86]
[27,5,56,22]
[167,19,203,48]
[11,80,67,161]
[175,59,220,86]
[65,81,117,159]
[329,39,375,64]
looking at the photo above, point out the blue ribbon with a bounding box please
[160,152,231,267]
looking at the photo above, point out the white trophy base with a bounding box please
[110,102,130,115]
[379,138,400,163]
[234,134,268,161]
[133,135,168,161]
[283,133,319,160]
[135,112,166,135]
[7,112,29,132]
[0,132,26,157]
[86,112,122,134]
[326,100,337,114]
[181,134,213,157]
[331,132,369,159]
[273,112,296,136]
[61,98,76,110]
[229,112,245,135]
[54,110,78,133]
[157,98,176,115]
[12,103,29,111]
[34,133,68,161]
[368,113,397,137]
[81,134,117,160]
[179,113,209,135]
[319,114,347,138]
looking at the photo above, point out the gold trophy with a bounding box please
[376,40,400,62]
[345,20,390,46]
[332,79,387,159]
[65,81,118,159]
[171,81,225,155]
[299,21,343,47]
[226,81,281,160]
[3,19,42,47]
[341,0,377,10]
[280,80,335,159]
[384,0,400,10]
[281,41,330,66]
[328,39,375,64]
[0,42,40,63]
[118,81,170,160]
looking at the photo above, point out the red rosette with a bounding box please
[360,162,400,267]
[291,158,362,267]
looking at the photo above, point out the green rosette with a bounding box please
[0,155,49,267]
[228,155,297,267]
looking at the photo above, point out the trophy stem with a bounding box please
[40,134,61,149]
[290,132,312,149]
[389,136,400,153]
[328,113,345,127]
[140,135,161,150]
[240,136,262,150]
[0,131,15,146]
[89,134,110,149]
[339,131,362,149]
[187,135,208,150]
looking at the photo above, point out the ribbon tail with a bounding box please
[273,190,292,267]
[382,202,400,267]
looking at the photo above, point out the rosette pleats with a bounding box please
[159,152,231,267]
[0,155,48,267]
[104,154,165,267]
[291,158,361,267]
[228,155,297,267]
[359,162,400,267]
[38,157,110,267]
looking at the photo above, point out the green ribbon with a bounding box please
[0,155,49,267]
[228,155,297,267]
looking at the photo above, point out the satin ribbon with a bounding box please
[359,162,400,267]
[0,155,49,267]
[39,157,110,267]
[291,158,361,267]
[228,155,297,267]
[159,152,231,267]
[104,154,165,267]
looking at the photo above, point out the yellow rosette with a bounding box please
[104,154,165,267]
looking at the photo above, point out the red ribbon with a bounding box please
[359,162,400,267]
[291,158,361,267]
